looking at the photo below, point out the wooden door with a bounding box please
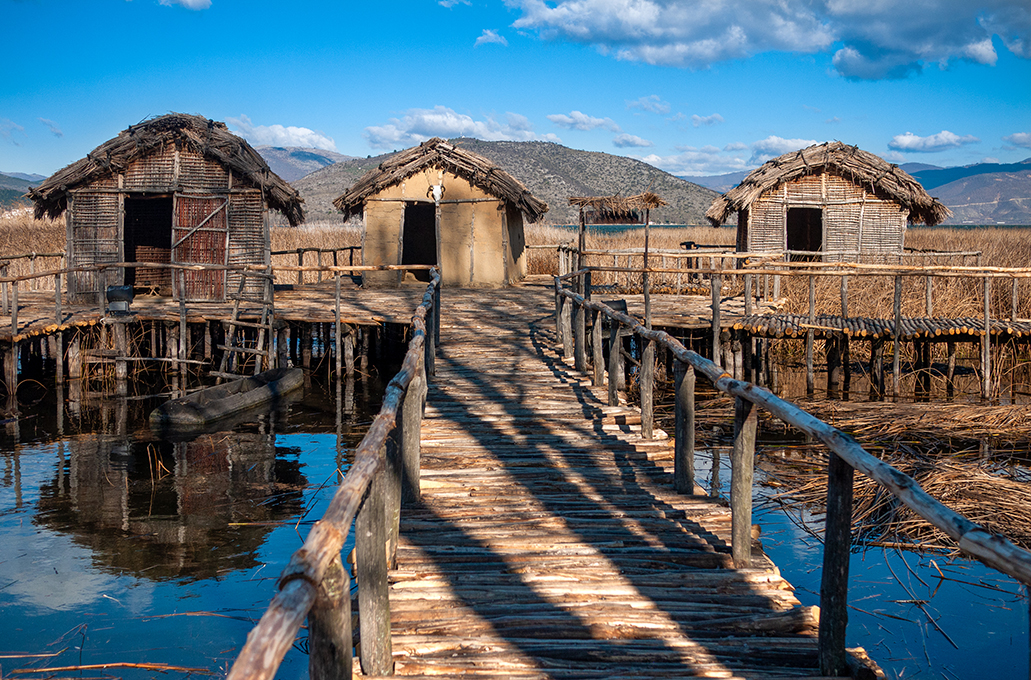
[173,194,229,301]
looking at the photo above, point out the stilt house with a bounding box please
[30,113,304,303]
[334,138,547,287]
[706,142,950,261]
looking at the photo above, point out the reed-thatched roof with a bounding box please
[29,113,304,225]
[334,138,548,223]
[568,192,668,212]
[705,141,951,226]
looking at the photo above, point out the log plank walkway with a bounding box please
[379,279,850,679]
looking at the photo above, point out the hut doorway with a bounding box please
[401,202,437,283]
[124,195,172,292]
[786,207,823,261]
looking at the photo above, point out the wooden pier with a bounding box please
[379,281,847,678]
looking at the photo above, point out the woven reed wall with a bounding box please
[227,190,266,297]
[124,145,175,189]
[742,172,907,260]
[68,189,120,300]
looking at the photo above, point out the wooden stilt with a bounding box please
[673,361,695,494]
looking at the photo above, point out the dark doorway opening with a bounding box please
[402,202,437,282]
[124,196,172,291]
[786,207,822,261]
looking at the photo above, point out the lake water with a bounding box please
[1,374,1027,678]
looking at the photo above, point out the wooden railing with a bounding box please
[554,269,1031,676]
[270,246,363,284]
[225,268,440,680]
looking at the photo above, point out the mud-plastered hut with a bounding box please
[30,113,303,302]
[706,142,950,261]
[334,138,547,287]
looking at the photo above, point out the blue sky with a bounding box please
[2,0,1029,178]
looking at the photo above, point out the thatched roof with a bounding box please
[29,113,304,225]
[569,192,667,212]
[705,142,950,226]
[333,138,548,222]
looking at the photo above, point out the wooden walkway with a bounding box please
[380,280,853,679]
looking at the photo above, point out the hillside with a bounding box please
[255,146,356,182]
[933,170,1031,224]
[0,173,36,210]
[293,139,720,225]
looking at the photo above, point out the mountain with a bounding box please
[0,171,45,183]
[255,146,356,183]
[0,172,37,211]
[912,158,1031,191]
[898,162,942,175]
[679,170,749,194]
[293,139,720,225]
[932,168,1031,225]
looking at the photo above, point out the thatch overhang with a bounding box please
[569,192,668,220]
[333,137,548,223]
[29,113,304,225]
[705,141,951,226]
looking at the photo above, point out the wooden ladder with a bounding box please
[213,267,275,381]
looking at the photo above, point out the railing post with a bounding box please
[641,337,654,439]
[573,295,586,373]
[840,275,848,316]
[818,451,855,676]
[592,308,604,386]
[560,292,573,360]
[355,455,393,676]
[554,281,563,346]
[710,273,722,367]
[607,319,621,407]
[307,554,352,680]
[731,395,757,568]
[673,360,695,494]
[10,280,18,335]
[297,249,304,285]
[892,275,902,398]
[402,357,425,505]
[1,264,8,314]
[806,274,815,396]
[982,275,992,400]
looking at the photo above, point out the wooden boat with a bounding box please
[149,367,304,430]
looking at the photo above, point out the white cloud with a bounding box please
[0,118,25,142]
[626,95,670,114]
[159,0,211,8]
[723,142,748,152]
[613,133,653,148]
[363,106,560,149]
[749,135,820,164]
[439,0,471,6]
[38,118,63,138]
[638,144,750,176]
[506,0,1031,80]
[475,29,508,47]
[1003,132,1031,149]
[691,113,723,127]
[546,110,621,132]
[888,130,980,153]
[226,115,337,151]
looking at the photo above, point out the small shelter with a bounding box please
[706,142,950,261]
[334,138,547,287]
[30,113,303,303]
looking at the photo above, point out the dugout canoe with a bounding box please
[149,367,304,430]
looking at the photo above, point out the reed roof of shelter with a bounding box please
[333,137,548,223]
[568,192,668,211]
[705,141,951,227]
[29,113,304,225]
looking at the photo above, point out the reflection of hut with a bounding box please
[29,113,304,302]
[334,138,547,287]
[706,142,950,261]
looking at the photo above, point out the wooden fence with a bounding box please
[554,269,1031,676]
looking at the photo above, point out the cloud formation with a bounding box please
[159,0,211,8]
[364,106,560,149]
[613,133,653,148]
[506,0,1031,79]
[547,110,621,132]
[475,29,508,47]
[38,118,63,138]
[639,145,749,176]
[691,113,724,127]
[626,95,670,114]
[749,135,820,164]
[888,130,980,153]
[1003,132,1031,149]
[0,118,25,142]
[226,115,337,151]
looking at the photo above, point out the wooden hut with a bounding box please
[30,113,304,303]
[706,142,950,261]
[334,138,547,287]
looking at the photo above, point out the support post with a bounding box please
[641,338,654,439]
[982,275,992,400]
[870,339,885,399]
[307,554,352,680]
[355,459,392,676]
[710,273,722,367]
[573,295,586,373]
[607,320,620,407]
[806,274,815,396]
[401,360,424,504]
[818,451,855,676]
[892,275,902,398]
[673,361,695,494]
[827,334,841,399]
[731,395,757,568]
[591,309,604,386]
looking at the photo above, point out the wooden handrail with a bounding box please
[555,274,1031,674]
[226,268,439,680]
